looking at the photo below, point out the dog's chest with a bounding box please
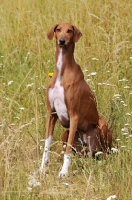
[48,50,69,122]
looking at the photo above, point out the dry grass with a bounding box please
[0,0,132,199]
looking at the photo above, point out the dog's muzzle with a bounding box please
[58,38,66,46]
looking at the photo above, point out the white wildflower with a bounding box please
[126,113,131,116]
[106,195,116,200]
[91,57,98,61]
[38,85,46,90]
[61,151,65,154]
[123,103,127,107]
[62,182,69,186]
[122,133,128,136]
[114,94,121,98]
[121,127,128,132]
[124,86,130,89]
[40,139,45,142]
[9,123,15,126]
[86,79,91,82]
[98,82,116,86]
[73,170,78,174]
[19,107,25,110]
[8,80,13,85]
[87,74,90,77]
[98,82,106,85]
[90,72,97,76]
[14,117,20,120]
[5,97,9,100]
[111,148,118,153]
[120,100,124,103]
[115,138,120,141]
[27,187,32,191]
[119,78,128,82]
[124,123,130,126]
[98,160,103,164]
[121,146,126,148]
[28,173,41,187]
[27,83,34,88]
[40,146,43,150]
[130,56,132,60]
[106,83,116,86]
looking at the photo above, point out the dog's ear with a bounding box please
[47,24,58,40]
[73,26,82,43]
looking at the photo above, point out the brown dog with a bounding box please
[40,23,112,177]
[61,118,112,157]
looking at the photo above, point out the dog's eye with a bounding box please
[56,28,61,32]
[67,29,73,34]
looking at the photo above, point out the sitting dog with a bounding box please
[40,23,112,177]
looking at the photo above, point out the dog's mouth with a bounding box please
[59,43,66,47]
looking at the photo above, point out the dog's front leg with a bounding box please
[40,114,57,173]
[58,115,78,177]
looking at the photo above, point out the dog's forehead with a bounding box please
[56,23,73,30]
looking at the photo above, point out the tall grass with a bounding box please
[0,0,132,199]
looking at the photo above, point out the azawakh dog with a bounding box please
[40,23,112,177]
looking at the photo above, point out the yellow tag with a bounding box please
[48,72,54,77]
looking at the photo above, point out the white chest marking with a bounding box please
[48,50,69,121]
[57,48,63,71]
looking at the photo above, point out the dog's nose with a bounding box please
[59,38,65,45]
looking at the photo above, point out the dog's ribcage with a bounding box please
[48,49,69,121]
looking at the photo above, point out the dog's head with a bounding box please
[47,23,82,47]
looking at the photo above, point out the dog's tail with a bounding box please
[98,117,112,152]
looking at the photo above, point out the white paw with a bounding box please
[58,169,68,178]
[58,153,72,178]
[40,166,45,174]
[40,159,49,174]
[40,164,49,175]
[40,151,49,173]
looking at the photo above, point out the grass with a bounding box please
[0,0,132,199]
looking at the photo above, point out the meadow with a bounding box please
[0,0,132,199]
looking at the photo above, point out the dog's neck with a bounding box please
[55,42,76,71]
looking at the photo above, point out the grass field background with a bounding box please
[0,0,132,199]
